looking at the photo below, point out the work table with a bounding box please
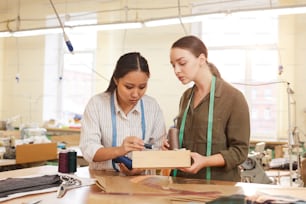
[1,165,306,204]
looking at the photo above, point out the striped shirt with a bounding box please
[80,91,167,170]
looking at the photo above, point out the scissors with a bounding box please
[57,175,82,198]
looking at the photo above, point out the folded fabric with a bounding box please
[206,194,306,204]
[206,194,246,204]
[0,175,61,198]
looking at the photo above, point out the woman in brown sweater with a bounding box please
[164,35,250,182]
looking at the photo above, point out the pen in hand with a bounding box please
[144,143,153,149]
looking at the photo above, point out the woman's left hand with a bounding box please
[118,163,144,176]
[179,152,205,174]
[161,138,170,150]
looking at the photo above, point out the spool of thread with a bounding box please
[68,150,77,173]
[168,127,179,150]
[58,151,69,173]
[58,150,77,173]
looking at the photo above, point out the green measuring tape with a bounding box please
[173,75,216,180]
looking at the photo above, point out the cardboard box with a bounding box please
[15,142,57,164]
[274,145,284,158]
[132,150,191,169]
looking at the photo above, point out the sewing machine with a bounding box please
[240,142,273,184]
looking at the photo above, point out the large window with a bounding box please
[43,19,96,126]
[60,51,95,124]
[199,13,280,140]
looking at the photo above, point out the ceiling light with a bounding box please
[144,17,181,27]
[12,28,62,37]
[0,4,305,37]
[0,22,142,38]
[0,31,11,38]
[144,5,306,27]
[144,13,224,27]
[64,19,97,27]
[234,5,306,16]
[73,22,143,31]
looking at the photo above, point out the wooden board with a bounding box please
[132,150,191,169]
[15,142,57,164]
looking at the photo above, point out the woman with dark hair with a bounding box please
[163,36,250,182]
[80,52,166,175]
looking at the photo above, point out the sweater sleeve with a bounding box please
[219,91,250,171]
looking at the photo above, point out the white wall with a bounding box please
[2,37,45,125]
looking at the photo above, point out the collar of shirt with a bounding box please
[113,91,141,117]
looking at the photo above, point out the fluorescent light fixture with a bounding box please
[144,5,306,27]
[0,4,305,37]
[234,5,306,17]
[0,31,11,38]
[12,27,62,37]
[181,13,224,22]
[144,13,224,27]
[0,22,141,38]
[277,5,306,15]
[144,17,181,27]
[73,22,143,31]
[64,19,97,27]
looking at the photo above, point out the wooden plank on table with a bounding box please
[15,142,57,164]
[132,150,191,169]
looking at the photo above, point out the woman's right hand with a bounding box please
[179,152,205,174]
[118,163,144,176]
[121,136,145,154]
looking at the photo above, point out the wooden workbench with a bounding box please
[1,165,306,204]
[0,159,15,166]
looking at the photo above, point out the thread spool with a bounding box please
[68,150,77,173]
[58,151,69,173]
[168,127,179,150]
[58,150,77,173]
